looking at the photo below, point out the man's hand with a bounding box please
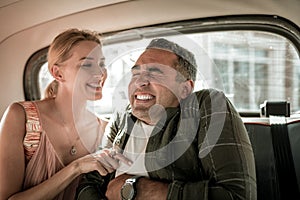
[105,174,169,200]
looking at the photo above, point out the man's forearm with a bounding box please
[106,174,168,200]
[135,177,168,200]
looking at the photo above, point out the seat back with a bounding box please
[288,121,300,192]
[244,118,300,200]
[244,122,280,200]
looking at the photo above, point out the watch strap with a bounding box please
[126,175,142,183]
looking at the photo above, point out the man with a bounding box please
[77,38,256,200]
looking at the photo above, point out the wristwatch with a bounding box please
[120,175,142,200]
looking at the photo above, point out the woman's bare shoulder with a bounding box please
[0,102,27,139]
[3,102,26,120]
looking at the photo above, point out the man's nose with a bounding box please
[135,73,150,87]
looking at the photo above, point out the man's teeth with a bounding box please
[136,95,153,100]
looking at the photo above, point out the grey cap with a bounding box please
[146,38,197,70]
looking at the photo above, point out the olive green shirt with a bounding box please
[77,89,257,200]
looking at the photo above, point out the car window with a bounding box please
[29,16,300,118]
[103,31,299,115]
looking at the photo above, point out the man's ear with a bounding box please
[180,80,194,99]
[51,65,65,82]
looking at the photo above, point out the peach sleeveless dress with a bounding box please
[19,101,79,199]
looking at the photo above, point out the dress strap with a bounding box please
[18,101,43,163]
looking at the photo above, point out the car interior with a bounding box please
[0,0,299,199]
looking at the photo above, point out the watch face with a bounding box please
[121,183,135,200]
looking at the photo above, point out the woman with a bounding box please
[0,28,120,200]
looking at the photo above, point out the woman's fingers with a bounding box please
[81,154,113,176]
[95,161,113,176]
[85,148,133,176]
[92,150,119,169]
[113,153,132,166]
[106,148,132,166]
[94,148,133,167]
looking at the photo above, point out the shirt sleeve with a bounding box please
[99,111,120,149]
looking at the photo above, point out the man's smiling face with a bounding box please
[128,48,185,124]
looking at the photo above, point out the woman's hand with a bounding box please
[71,148,132,176]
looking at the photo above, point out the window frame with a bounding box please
[23,15,300,116]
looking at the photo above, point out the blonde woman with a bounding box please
[0,29,126,200]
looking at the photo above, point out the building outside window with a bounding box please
[38,30,300,116]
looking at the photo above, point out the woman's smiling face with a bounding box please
[59,40,107,101]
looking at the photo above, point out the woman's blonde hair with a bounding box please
[44,28,101,99]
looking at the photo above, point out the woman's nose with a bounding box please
[91,67,107,81]
[93,66,107,76]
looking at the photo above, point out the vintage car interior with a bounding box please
[0,0,299,199]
